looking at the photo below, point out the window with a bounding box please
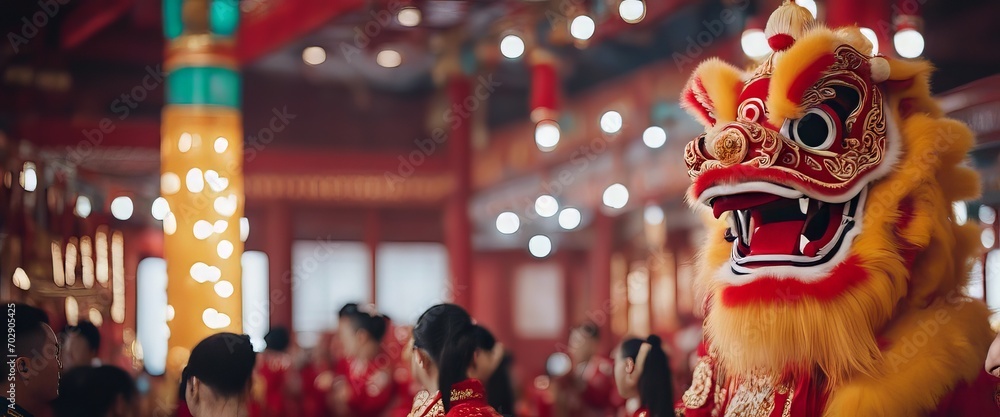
[986,250,1000,315]
[242,251,270,351]
[136,258,168,376]
[376,243,450,325]
[292,241,370,348]
[513,263,564,338]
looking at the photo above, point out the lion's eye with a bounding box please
[781,106,839,151]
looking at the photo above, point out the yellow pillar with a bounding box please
[161,0,244,378]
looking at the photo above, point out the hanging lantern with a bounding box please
[893,0,924,59]
[530,49,561,152]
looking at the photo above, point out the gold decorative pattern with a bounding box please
[723,373,776,417]
[683,356,714,409]
[408,391,444,417]
[780,386,794,417]
[450,388,483,402]
[714,129,749,166]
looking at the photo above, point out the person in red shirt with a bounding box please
[560,322,619,417]
[614,335,672,417]
[249,327,294,417]
[330,304,397,417]
[407,304,502,417]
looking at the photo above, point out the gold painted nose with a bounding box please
[711,128,748,166]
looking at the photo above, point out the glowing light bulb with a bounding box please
[600,111,623,134]
[894,28,924,58]
[570,15,596,40]
[151,197,169,220]
[603,184,629,209]
[619,0,645,24]
[111,196,134,220]
[528,235,552,258]
[75,196,92,218]
[558,208,581,230]
[534,195,559,218]
[303,46,326,65]
[496,212,520,235]
[859,27,879,55]
[535,120,561,151]
[397,7,421,27]
[500,35,525,59]
[741,29,770,59]
[376,49,402,68]
[643,126,667,148]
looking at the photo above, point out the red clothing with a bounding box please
[250,352,293,417]
[300,362,333,417]
[340,357,398,417]
[563,356,619,417]
[445,379,502,417]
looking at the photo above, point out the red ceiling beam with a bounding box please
[16,116,449,174]
[238,0,366,64]
[60,0,135,49]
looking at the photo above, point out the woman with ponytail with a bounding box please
[329,304,398,417]
[614,335,673,417]
[407,304,502,417]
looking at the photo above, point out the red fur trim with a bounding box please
[885,78,914,91]
[787,54,837,106]
[719,255,869,306]
[768,34,795,51]
[691,164,838,199]
[682,78,715,126]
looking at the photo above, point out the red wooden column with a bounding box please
[444,75,473,307]
[265,203,293,329]
[365,210,380,305]
[590,211,614,353]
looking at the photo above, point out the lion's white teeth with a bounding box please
[799,234,810,254]
[799,197,809,215]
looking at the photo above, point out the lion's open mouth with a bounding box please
[708,188,865,272]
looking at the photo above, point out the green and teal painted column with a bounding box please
[160,0,245,378]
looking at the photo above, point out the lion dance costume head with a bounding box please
[676,1,998,416]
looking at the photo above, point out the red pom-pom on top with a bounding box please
[768,33,795,51]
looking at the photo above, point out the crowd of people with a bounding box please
[5,302,678,417]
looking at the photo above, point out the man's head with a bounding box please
[567,322,600,364]
[61,321,100,371]
[7,303,62,406]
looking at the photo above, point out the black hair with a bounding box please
[181,333,256,398]
[572,321,601,339]
[7,303,49,357]
[338,303,359,318]
[469,326,514,414]
[412,304,474,412]
[485,354,515,415]
[64,320,101,352]
[619,335,672,417]
[263,327,290,352]
[53,365,136,417]
[343,307,389,342]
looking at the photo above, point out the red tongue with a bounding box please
[711,193,784,218]
[749,220,806,256]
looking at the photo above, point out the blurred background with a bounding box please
[1,0,999,415]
